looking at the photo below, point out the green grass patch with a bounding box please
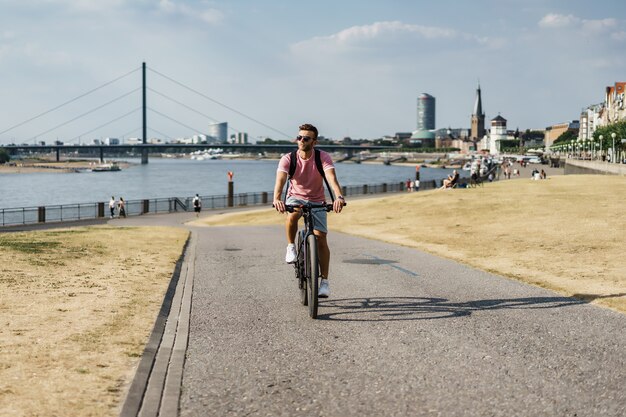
[0,237,61,254]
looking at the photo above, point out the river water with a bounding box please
[0,158,464,209]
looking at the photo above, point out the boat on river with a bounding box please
[92,162,121,172]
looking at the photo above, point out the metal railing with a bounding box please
[0,179,441,227]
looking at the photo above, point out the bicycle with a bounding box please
[284,202,335,319]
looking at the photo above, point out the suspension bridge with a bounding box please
[0,63,394,163]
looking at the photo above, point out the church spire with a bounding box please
[470,82,486,143]
[473,83,483,117]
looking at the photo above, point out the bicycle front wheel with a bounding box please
[306,233,319,319]
[297,231,307,306]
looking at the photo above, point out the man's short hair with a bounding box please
[299,123,318,139]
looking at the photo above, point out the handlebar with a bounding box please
[285,203,333,213]
[272,202,346,213]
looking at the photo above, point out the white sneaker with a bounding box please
[318,279,330,298]
[285,244,297,263]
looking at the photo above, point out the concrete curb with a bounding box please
[119,231,196,417]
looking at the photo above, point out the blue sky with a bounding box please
[0,0,625,144]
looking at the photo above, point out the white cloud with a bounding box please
[538,13,580,28]
[539,14,619,34]
[582,18,617,32]
[51,0,128,13]
[304,21,456,46]
[290,20,499,57]
[332,21,456,43]
[611,31,626,41]
[158,0,224,25]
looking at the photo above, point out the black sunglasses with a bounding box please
[296,135,314,142]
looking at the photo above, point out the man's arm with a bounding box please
[324,168,345,213]
[273,170,288,213]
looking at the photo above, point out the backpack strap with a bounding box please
[283,149,334,203]
[315,149,335,203]
[283,150,297,201]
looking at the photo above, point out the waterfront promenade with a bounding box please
[2,169,625,416]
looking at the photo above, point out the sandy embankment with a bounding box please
[191,174,626,314]
[0,160,131,174]
[0,226,188,417]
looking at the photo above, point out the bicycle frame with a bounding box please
[285,203,332,319]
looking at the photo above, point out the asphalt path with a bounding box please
[179,224,626,417]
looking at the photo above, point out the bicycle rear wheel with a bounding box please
[297,231,307,306]
[306,234,319,319]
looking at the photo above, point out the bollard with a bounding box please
[262,192,268,204]
[228,182,234,207]
[38,206,45,223]
[143,199,149,214]
[97,202,105,218]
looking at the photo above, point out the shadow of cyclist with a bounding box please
[316,295,586,322]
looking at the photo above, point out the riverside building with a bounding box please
[207,122,228,143]
[411,93,436,147]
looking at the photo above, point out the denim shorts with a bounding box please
[286,197,328,234]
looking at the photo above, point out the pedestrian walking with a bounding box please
[109,196,116,218]
[118,197,126,218]
[193,194,202,217]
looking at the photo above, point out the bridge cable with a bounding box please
[147,67,291,139]
[148,107,209,137]
[117,127,142,140]
[30,88,141,140]
[148,87,243,135]
[67,107,142,144]
[0,66,141,136]
[148,88,219,123]
[147,127,175,142]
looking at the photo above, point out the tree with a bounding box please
[593,120,626,151]
[0,148,10,164]
[553,130,576,145]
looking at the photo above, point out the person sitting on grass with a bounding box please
[440,169,459,190]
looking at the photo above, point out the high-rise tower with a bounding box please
[470,84,485,142]
[411,93,436,147]
[417,93,435,131]
[207,122,228,143]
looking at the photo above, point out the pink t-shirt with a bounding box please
[277,150,335,202]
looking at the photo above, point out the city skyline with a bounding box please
[1,0,625,144]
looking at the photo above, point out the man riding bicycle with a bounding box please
[273,123,345,298]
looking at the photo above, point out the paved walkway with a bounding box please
[113,208,625,417]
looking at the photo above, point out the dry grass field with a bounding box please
[0,226,188,417]
[193,174,626,313]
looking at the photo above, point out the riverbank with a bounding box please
[191,174,625,314]
[0,159,131,174]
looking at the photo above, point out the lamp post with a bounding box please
[611,132,616,164]
[599,135,603,161]
[591,139,594,160]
